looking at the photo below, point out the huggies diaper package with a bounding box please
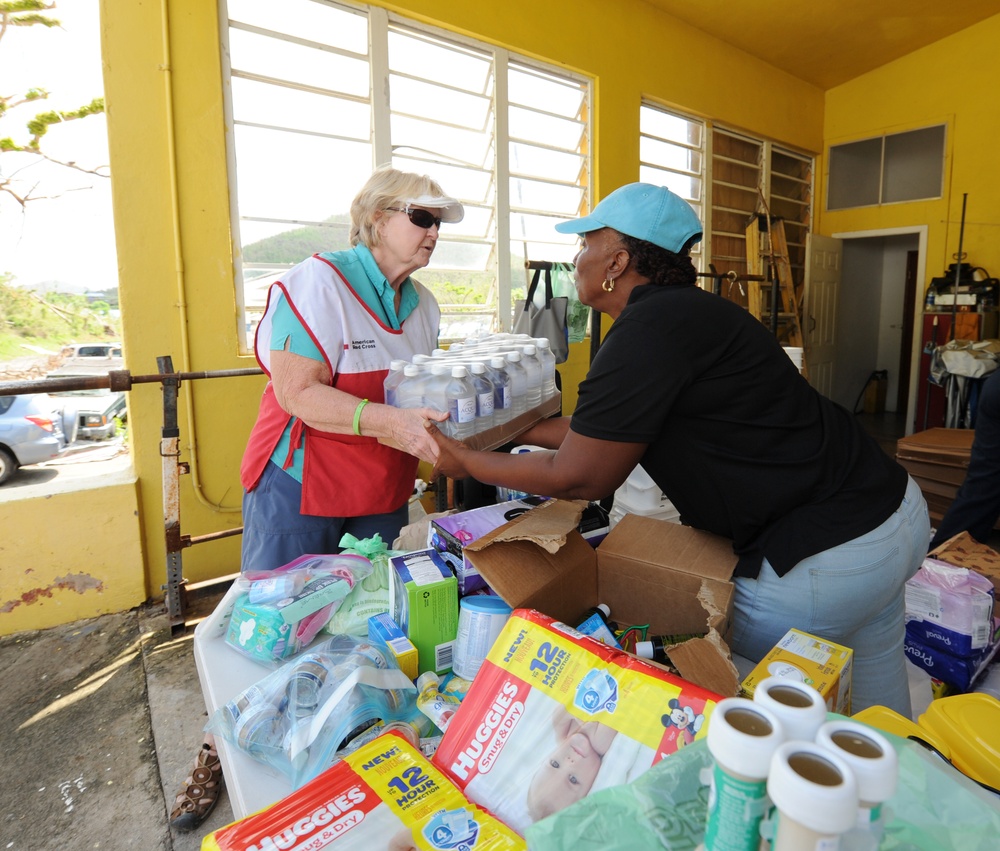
[202,731,525,851]
[431,608,721,836]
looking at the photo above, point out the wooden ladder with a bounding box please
[745,214,808,376]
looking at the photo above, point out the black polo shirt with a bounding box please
[570,283,907,579]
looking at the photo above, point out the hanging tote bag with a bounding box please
[513,266,570,363]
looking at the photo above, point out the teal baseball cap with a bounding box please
[554,182,703,253]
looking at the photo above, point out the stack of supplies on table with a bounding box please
[904,553,1000,694]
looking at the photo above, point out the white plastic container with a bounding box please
[752,676,827,743]
[395,363,426,409]
[783,346,804,371]
[767,741,859,851]
[504,350,528,416]
[382,358,409,408]
[422,363,451,416]
[534,337,558,399]
[445,365,476,439]
[815,720,897,848]
[702,697,786,851]
[468,361,495,433]
[519,343,543,407]
[485,357,512,425]
[451,595,513,680]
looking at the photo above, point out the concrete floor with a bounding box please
[0,598,234,851]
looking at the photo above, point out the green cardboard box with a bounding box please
[389,548,458,675]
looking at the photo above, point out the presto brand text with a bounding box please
[449,681,521,781]
[246,788,367,851]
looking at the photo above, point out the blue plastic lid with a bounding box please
[459,595,513,615]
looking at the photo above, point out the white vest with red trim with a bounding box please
[240,254,439,517]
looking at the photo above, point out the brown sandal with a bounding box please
[169,743,224,832]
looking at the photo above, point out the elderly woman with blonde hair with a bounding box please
[170,166,463,831]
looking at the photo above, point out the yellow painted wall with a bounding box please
[0,477,145,634]
[821,14,1000,287]
[3,0,824,635]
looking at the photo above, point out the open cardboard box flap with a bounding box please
[600,514,737,582]
[464,499,597,618]
[464,499,741,697]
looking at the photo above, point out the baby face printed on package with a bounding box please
[432,609,721,835]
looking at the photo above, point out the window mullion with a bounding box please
[369,6,391,167]
[495,47,512,332]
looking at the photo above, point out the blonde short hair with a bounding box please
[350,165,451,248]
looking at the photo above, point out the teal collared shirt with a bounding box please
[269,244,421,480]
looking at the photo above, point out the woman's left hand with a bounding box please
[425,421,472,480]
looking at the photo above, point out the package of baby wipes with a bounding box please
[202,731,525,851]
[431,608,721,836]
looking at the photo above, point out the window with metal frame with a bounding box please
[640,104,814,310]
[219,0,590,351]
[639,104,704,268]
[828,125,945,211]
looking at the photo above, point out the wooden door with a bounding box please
[803,234,843,398]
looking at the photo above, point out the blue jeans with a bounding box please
[731,475,929,718]
[241,460,410,573]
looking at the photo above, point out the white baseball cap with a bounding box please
[401,193,465,223]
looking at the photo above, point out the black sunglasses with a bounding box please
[386,206,443,229]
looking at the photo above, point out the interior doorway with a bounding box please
[829,226,927,437]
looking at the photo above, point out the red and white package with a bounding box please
[432,608,721,835]
[203,731,524,851]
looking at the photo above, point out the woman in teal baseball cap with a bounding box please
[427,182,928,718]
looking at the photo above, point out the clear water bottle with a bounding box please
[469,361,495,433]
[504,350,528,417]
[395,363,426,409]
[422,363,452,416]
[445,365,477,439]
[486,356,512,425]
[534,338,558,400]
[519,344,543,408]
[382,358,409,408]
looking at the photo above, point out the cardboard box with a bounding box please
[430,497,548,593]
[379,394,561,455]
[388,549,458,675]
[367,612,419,680]
[740,628,854,714]
[462,499,741,697]
[896,428,974,467]
[463,394,560,452]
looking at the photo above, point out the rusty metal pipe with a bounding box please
[0,366,263,397]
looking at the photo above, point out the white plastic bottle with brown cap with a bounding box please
[815,720,898,851]
[699,696,785,851]
[752,676,827,744]
[767,740,859,851]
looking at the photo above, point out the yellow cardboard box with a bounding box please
[740,628,853,714]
